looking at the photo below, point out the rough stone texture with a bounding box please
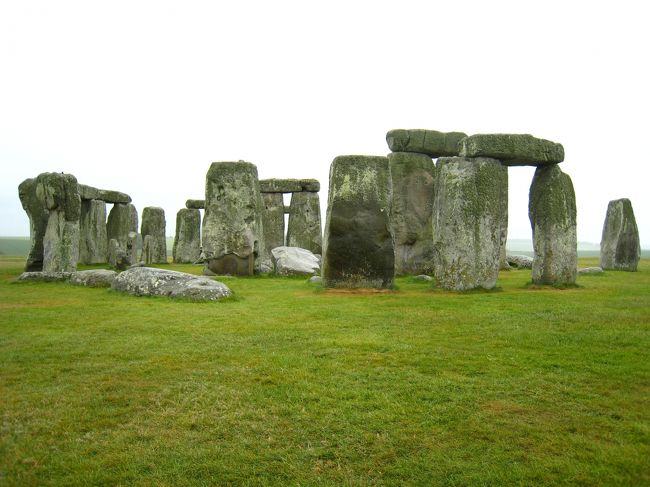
[78,184,131,204]
[69,269,117,287]
[79,199,108,264]
[388,152,436,275]
[111,266,232,301]
[202,161,266,275]
[600,198,641,271]
[186,199,205,209]
[414,274,433,281]
[262,193,285,259]
[36,172,81,272]
[126,231,138,266]
[459,133,564,166]
[432,157,508,290]
[578,266,604,275]
[322,155,394,289]
[499,234,510,270]
[140,207,167,264]
[15,271,72,282]
[259,179,320,193]
[271,246,320,276]
[107,203,138,249]
[506,254,533,269]
[173,208,201,264]
[287,192,322,255]
[529,165,577,285]
[386,129,467,157]
[108,238,129,270]
[18,178,49,271]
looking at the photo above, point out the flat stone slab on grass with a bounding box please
[69,269,117,287]
[506,254,534,269]
[16,271,73,282]
[578,266,604,275]
[459,133,564,166]
[386,129,467,157]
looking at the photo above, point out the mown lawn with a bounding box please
[1,256,649,486]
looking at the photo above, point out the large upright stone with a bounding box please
[529,165,577,285]
[459,133,564,166]
[600,198,640,271]
[140,207,167,264]
[107,203,138,249]
[287,191,322,255]
[173,208,201,264]
[432,157,508,290]
[261,193,285,258]
[35,172,81,272]
[322,155,394,288]
[18,178,49,271]
[389,152,436,275]
[79,199,108,264]
[386,129,467,157]
[202,161,266,275]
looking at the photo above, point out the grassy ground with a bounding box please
[1,257,649,486]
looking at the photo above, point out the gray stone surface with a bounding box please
[108,238,129,270]
[529,165,577,285]
[322,155,394,288]
[262,193,285,259]
[271,246,320,276]
[259,179,320,193]
[506,254,533,269]
[287,191,322,255]
[308,276,322,284]
[386,129,467,157]
[16,271,72,282]
[107,203,138,249]
[111,266,232,301]
[79,199,108,264]
[459,133,564,166]
[432,157,508,290]
[578,266,604,275]
[69,269,117,287]
[600,198,641,271]
[140,207,167,264]
[78,184,131,204]
[18,178,49,271]
[389,152,436,275]
[202,161,266,275]
[173,208,201,264]
[126,231,138,266]
[186,199,205,209]
[414,274,433,281]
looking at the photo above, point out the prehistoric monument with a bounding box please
[140,207,167,264]
[600,198,640,271]
[172,208,201,264]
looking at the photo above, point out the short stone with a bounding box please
[578,267,604,275]
[271,246,321,276]
[459,133,564,166]
[600,198,641,271]
[413,275,433,281]
[15,271,72,282]
[308,276,322,284]
[386,129,467,157]
[69,269,117,287]
[506,254,534,269]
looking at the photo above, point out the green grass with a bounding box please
[1,257,649,486]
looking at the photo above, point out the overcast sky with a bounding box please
[1,1,648,247]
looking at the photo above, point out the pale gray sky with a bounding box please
[1,1,648,247]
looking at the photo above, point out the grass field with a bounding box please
[1,257,649,486]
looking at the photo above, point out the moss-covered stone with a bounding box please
[600,198,640,271]
[107,203,138,250]
[79,199,108,264]
[261,193,285,257]
[78,184,131,204]
[173,208,201,264]
[259,179,320,193]
[287,192,322,255]
[140,207,167,264]
[18,178,49,271]
[386,129,467,157]
[459,133,564,166]
[185,199,205,209]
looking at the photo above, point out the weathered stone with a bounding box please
[322,155,394,289]
[18,178,49,271]
[414,274,433,282]
[271,246,320,276]
[499,234,510,270]
[79,199,108,264]
[578,266,604,275]
[15,271,72,282]
[78,184,131,204]
[173,208,201,264]
[308,276,322,284]
[186,199,205,209]
[386,129,467,157]
[506,254,533,269]
[107,203,138,249]
[69,269,117,287]
[140,207,167,264]
[111,267,232,301]
[126,231,138,266]
[388,152,435,275]
[284,205,291,214]
[529,165,577,285]
[262,193,285,258]
[287,192,322,255]
[432,157,508,290]
[259,179,320,193]
[108,238,129,271]
[202,161,266,275]
[600,198,641,271]
[459,133,564,166]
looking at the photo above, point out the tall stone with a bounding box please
[261,193,285,257]
[322,155,394,289]
[600,198,640,271]
[287,191,322,255]
[140,207,167,264]
[389,152,436,275]
[529,164,577,285]
[35,172,81,272]
[79,199,108,264]
[18,178,49,271]
[432,157,508,290]
[202,161,266,275]
[107,203,138,249]
[173,208,201,264]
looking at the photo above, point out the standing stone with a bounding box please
[140,207,167,264]
[107,203,138,249]
[432,157,508,290]
[173,208,201,264]
[261,193,285,258]
[18,178,49,271]
[108,238,129,270]
[389,152,436,275]
[126,231,138,266]
[529,165,577,285]
[202,161,266,275]
[600,198,640,271]
[35,172,81,273]
[322,155,394,288]
[79,199,108,264]
[287,191,322,255]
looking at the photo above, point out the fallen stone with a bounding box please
[186,199,205,209]
[15,271,72,282]
[600,198,641,271]
[308,276,322,284]
[140,207,167,264]
[262,193,285,259]
[107,203,138,249]
[578,266,604,275]
[259,179,320,193]
[286,191,322,255]
[413,275,433,281]
[459,133,564,166]
[18,178,49,271]
[271,246,320,276]
[173,208,201,264]
[78,184,131,204]
[386,129,467,157]
[69,269,117,287]
[506,254,533,269]
[79,199,108,264]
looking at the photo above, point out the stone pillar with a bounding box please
[600,198,640,271]
[322,155,394,289]
[173,208,201,264]
[79,199,108,264]
[107,203,138,249]
[287,191,322,255]
[432,157,508,290]
[18,178,49,271]
[529,164,577,285]
[140,207,167,264]
[261,193,285,257]
[388,152,436,275]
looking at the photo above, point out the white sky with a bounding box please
[1,0,648,247]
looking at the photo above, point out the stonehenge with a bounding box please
[261,193,285,259]
[173,208,201,264]
[286,191,322,255]
[140,207,167,264]
[600,198,640,271]
[18,178,49,271]
[79,199,108,264]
